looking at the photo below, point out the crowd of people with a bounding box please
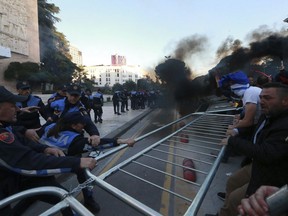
[205,67,288,216]
[1,65,288,215]
[0,81,138,215]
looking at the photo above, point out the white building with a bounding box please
[85,64,144,87]
[69,45,83,66]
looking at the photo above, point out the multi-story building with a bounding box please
[84,55,144,87]
[85,64,144,87]
[69,45,83,66]
[111,54,126,66]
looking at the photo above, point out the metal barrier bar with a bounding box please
[181,129,227,137]
[119,169,194,202]
[161,141,220,152]
[93,112,198,161]
[98,115,202,180]
[186,124,228,132]
[184,146,226,215]
[150,148,215,165]
[170,136,223,146]
[142,153,209,175]
[85,170,162,216]
[132,160,201,187]
[0,187,94,216]
[154,145,218,158]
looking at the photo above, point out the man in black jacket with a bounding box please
[211,82,288,216]
[0,86,97,215]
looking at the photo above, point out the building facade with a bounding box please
[0,0,40,89]
[111,54,126,66]
[69,44,83,66]
[85,64,144,87]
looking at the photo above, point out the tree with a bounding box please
[37,0,77,84]
[4,62,39,81]
[122,80,137,91]
[112,83,123,93]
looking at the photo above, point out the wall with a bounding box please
[0,0,39,91]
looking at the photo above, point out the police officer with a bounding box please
[81,88,93,116]
[47,83,100,147]
[39,112,136,155]
[0,86,97,215]
[15,81,48,129]
[47,83,67,105]
[120,89,129,112]
[92,88,104,123]
[112,91,121,115]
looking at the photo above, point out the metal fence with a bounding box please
[0,101,238,216]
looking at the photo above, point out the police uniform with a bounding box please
[39,112,120,156]
[47,84,99,137]
[0,85,88,215]
[92,90,104,123]
[0,124,80,215]
[15,81,48,129]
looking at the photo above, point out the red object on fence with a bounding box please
[180,133,189,143]
[182,158,196,182]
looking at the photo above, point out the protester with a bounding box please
[218,71,262,163]
[206,82,288,216]
[0,85,97,215]
[238,185,285,216]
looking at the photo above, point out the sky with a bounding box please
[47,0,288,76]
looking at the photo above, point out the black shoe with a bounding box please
[117,112,121,115]
[94,120,98,123]
[98,119,103,123]
[217,192,226,201]
[205,214,218,216]
[126,109,129,111]
[84,198,100,214]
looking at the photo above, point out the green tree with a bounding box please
[112,83,123,93]
[4,62,39,81]
[122,80,137,91]
[38,0,77,84]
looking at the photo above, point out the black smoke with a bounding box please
[154,27,288,115]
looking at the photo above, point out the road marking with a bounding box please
[160,110,179,215]
[99,117,151,175]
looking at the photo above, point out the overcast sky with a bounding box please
[48,0,288,75]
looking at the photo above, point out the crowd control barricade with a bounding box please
[0,187,94,216]
[0,100,241,215]
[85,103,237,216]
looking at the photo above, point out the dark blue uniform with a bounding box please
[15,94,48,129]
[47,98,99,136]
[0,124,81,215]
